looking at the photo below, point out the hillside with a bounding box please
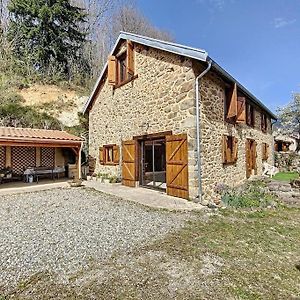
[0,78,89,135]
[18,84,88,127]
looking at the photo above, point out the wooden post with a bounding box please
[36,147,41,167]
[5,146,11,168]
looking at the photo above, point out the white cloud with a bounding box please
[273,17,296,29]
[196,0,229,10]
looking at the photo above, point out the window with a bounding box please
[261,113,268,132]
[99,145,119,165]
[107,40,135,88]
[224,83,246,124]
[117,53,127,84]
[246,102,255,127]
[262,143,269,160]
[222,135,238,164]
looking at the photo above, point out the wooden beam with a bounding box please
[0,141,82,148]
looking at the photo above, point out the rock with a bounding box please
[278,185,292,192]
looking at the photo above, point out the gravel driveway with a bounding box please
[0,187,188,293]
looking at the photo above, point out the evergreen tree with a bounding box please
[7,0,89,81]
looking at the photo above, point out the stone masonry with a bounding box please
[89,44,199,198]
[88,41,274,203]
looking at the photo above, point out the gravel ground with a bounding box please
[0,187,189,291]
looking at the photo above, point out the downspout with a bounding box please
[195,59,212,203]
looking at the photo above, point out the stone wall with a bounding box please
[88,41,275,202]
[199,70,274,202]
[89,44,199,198]
[275,152,300,172]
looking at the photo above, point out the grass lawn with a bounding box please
[6,207,300,300]
[272,171,299,182]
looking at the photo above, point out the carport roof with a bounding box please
[0,127,83,147]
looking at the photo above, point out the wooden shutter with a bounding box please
[122,140,137,187]
[236,96,246,123]
[108,55,116,86]
[227,83,238,119]
[233,137,238,162]
[166,134,189,199]
[99,147,104,165]
[262,143,269,161]
[253,141,257,174]
[113,145,120,164]
[222,135,228,164]
[246,140,251,178]
[127,40,134,77]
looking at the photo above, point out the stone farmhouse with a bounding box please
[83,32,276,204]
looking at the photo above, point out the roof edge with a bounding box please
[209,58,277,120]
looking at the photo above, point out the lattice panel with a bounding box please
[0,146,5,169]
[11,147,36,175]
[41,147,55,168]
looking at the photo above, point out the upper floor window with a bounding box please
[108,40,135,88]
[118,53,127,84]
[246,102,255,127]
[224,83,246,124]
[261,113,268,132]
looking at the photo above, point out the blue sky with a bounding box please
[137,0,300,112]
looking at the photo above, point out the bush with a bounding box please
[0,102,61,129]
[219,181,278,209]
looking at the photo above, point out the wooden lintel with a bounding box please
[0,141,82,148]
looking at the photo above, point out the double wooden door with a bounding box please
[122,133,189,199]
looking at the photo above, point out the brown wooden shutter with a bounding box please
[122,140,137,187]
[233,137,238,162]
[227,83,238,119]
[236,96,246,123]
[113,145,120,164]
[166,134,189,199]
[99,147,104,165]
[246,140,251,178]
[127,40,134,77]
[108,55,116,86]
[253,141,257,174]
[222,135,227,164]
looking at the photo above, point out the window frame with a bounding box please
[246,102,255,127]
[222,135,238,165]
[100,144,119,166]
[261,113,268,133]
[262,143,269,161]
[117,52,127,85]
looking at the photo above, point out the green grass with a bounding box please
[272,171,299,182]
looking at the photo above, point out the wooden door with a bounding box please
[122,140,137,187]
[166,134,189,199]
[246,139,257,178]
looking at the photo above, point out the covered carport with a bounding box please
[0,127,83,183]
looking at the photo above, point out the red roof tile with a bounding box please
[0,127,83,144]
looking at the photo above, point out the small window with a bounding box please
[262,143,269,160]
[224,84,237,123]
[107,40,135,88]
[99,145,120,165]
[105,145,114,163]
[117,53,127,84]
[246,102,255,127]
[261,113,268,132]
[222,135,238,164]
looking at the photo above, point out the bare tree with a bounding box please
[110,4,173,45]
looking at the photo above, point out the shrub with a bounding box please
[220,181,278,209]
